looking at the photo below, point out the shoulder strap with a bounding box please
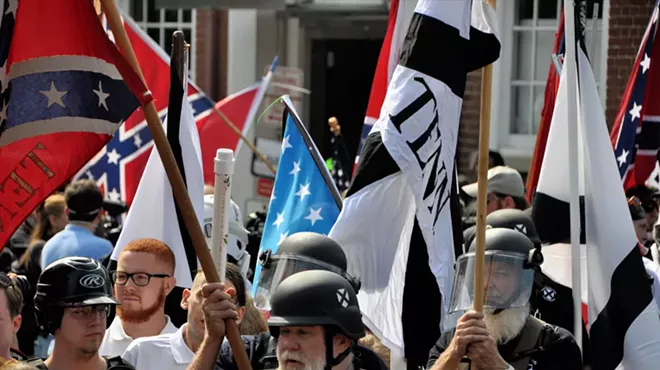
[257,336,279,370]
[105,355,135,370]
[25,358,48,370]
[508,316,546,370]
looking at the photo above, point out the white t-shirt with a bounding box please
[99,316,178,357]
[122,324,194,370]
[643,257,660,316]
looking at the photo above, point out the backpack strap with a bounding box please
[508,316,546,370]
[257,335,279,370]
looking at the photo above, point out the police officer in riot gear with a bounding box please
[428,228,582,370]
[190,270,385,370]
[186,232,380,370]
[26,257,134,370]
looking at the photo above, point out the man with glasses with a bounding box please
[100,238,177,357]
[28,257,134,369]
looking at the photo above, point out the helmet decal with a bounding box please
[79,274,105,289]
[514,224,527,234]
[336,288,349,308]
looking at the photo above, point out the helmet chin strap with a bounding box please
[324,327,353,370]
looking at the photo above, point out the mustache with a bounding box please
[279,350,310,364]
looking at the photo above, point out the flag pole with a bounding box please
[564,1,584,352]
[100,2,252,369]
[473,0,496,313]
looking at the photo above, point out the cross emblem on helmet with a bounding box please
[336,288,349,308]
[514,224,527,235]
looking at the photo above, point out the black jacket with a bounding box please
[214,332,387,370]
[427,316,582,370]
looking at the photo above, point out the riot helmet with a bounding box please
[203,194,251,277]
[268,270,364,370]
[34,257,117,334]
[463,209,541,251]
[254,232,360,311]
[449,228,543,313]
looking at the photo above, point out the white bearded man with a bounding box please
[99,238,178,357]
[428,228,582,370]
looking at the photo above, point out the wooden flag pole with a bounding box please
[473,0,496,313]
[100,2,252,369]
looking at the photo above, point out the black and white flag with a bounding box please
[328,0,500,366]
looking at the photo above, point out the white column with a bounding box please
[227,9,258,215]
[286,17,300,68]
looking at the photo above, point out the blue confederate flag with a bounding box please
[0,0,151,248]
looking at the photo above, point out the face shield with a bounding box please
[449,250,535,313]
[254,252,359,311]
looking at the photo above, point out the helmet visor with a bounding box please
[254,254,354,311]
[449,251,534,313]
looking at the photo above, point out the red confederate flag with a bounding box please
[76,13,275,204]
[0,0,150,247]
[610,2,660,190]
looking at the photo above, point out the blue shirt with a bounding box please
[40,224,113,269]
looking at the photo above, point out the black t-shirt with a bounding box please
[530,272,591,364]
[426,317,582,370]
[214,332,387,370]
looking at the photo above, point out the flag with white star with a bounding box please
[611,0,660,190]
[251,95,342,295]
[73,13,275,206]
[0,0,150,248]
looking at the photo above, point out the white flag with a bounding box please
[112,92,204,289]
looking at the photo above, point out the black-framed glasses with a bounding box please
[111,271,170,287]
[66,305,110,319]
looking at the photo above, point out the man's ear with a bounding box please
[181,288,191,310]
[164,276,177,296]
[333,333,351,354]
[12,314,21,334]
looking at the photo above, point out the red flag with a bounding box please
[526,12,564,202]
[353,0,405,175]
[610,4,660,190]
[0,0,150,247]
[76,14,272,204]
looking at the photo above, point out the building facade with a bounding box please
[121,0,654,208]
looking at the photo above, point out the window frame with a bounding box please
[489,0,610,166]
[118,0,198,82]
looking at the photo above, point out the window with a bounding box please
[119,0,197,81]
[491,0,606,155]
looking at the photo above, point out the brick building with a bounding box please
[121,0,654,209]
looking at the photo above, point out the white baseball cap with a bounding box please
[462,166,525,198]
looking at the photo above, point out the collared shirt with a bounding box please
[121,324,194,370]
[40,224,113,269]
[99,316,178,358]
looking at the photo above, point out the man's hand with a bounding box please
[201,282,238,341]
[446,311,491,360]
[467,336,509,370]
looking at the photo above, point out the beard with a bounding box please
[117,286,166,324]
[483,305,530,344]
[277,349,326,370]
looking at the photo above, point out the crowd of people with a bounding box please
[0,151,658,370]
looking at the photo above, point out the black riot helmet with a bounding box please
[486,209,541,246]
[254,232,360,311]
[449,228,543,314]
[268,270,365,370]
[34,257,117,334]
